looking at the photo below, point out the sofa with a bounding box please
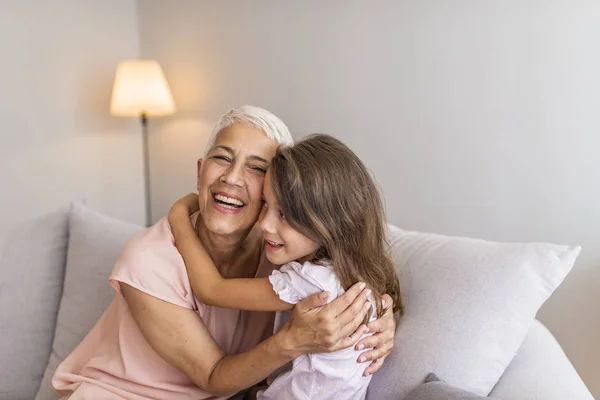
[0,203,594,400]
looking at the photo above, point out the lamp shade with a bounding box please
[110,60,175,117]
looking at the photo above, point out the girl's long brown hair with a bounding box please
[270,134,403,317]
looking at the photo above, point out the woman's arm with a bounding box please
[120,280,372,396]
[121,283,293,397]
[168,194,292,312]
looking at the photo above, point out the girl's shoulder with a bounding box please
[280,259,334,275]
[274,260,344,302]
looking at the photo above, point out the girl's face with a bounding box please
[259,170,320,265]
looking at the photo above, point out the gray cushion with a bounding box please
[405,374,494,400]
[367,225,580,399]
[0,209,69,400]
[490,320,595,399]
[35,203,141,400]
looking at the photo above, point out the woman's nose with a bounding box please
[221,163,244,187]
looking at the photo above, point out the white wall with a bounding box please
[0,0,145,228]
[138,0,600,395]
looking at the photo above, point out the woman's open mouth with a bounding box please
[212,193,246,212]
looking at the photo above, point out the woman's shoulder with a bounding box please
[121,217,173,252]
[110,217,196,309]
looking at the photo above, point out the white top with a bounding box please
[258,261,376,400]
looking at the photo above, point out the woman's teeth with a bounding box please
[214,194,244,209]
[267,240,283,248]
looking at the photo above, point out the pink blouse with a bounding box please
[53,214,275,400]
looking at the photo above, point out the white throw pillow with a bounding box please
[367,225,580,400]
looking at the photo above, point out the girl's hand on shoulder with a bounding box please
[168,193,199,225]
[354,293,397,376]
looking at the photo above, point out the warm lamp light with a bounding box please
[110,59,175,226]
[110,60,175,117]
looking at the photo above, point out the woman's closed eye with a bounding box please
[213,155,231,163]
[249,165,267,175]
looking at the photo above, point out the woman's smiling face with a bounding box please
[196,123,279,236]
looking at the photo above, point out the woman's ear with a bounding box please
[196,158,203,189]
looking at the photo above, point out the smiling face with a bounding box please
[197,123,279,237]
[258,170,321,265]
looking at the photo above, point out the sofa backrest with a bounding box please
[35,203,141,400]
[0,208,69,400]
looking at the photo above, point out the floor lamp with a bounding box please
[110,60,176,227]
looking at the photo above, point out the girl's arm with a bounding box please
[169,194,292,312]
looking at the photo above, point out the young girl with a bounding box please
[169,134,403,399]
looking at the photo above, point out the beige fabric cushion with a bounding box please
[367,225,580,399]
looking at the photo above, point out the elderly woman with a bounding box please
[53,106,396,400]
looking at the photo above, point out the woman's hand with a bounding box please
[275,288,397,377]
[354,294,397,376]
[168,193,200,225]
[275,282,372,358]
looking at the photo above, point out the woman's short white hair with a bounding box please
[204,105,294,156]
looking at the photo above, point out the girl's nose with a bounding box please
[259,209,276,234]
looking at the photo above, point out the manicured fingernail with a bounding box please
[359,282,366,290]
[358,356,366,362]
[381,298,386,308]
[363,326,370,333]
[357,344,364,350]
[365,289,371,297]
[320,291,329,299]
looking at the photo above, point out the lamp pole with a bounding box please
[140,113,152,227]
[110,60,175,227]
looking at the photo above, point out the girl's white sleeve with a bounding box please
[268,261,344,304]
